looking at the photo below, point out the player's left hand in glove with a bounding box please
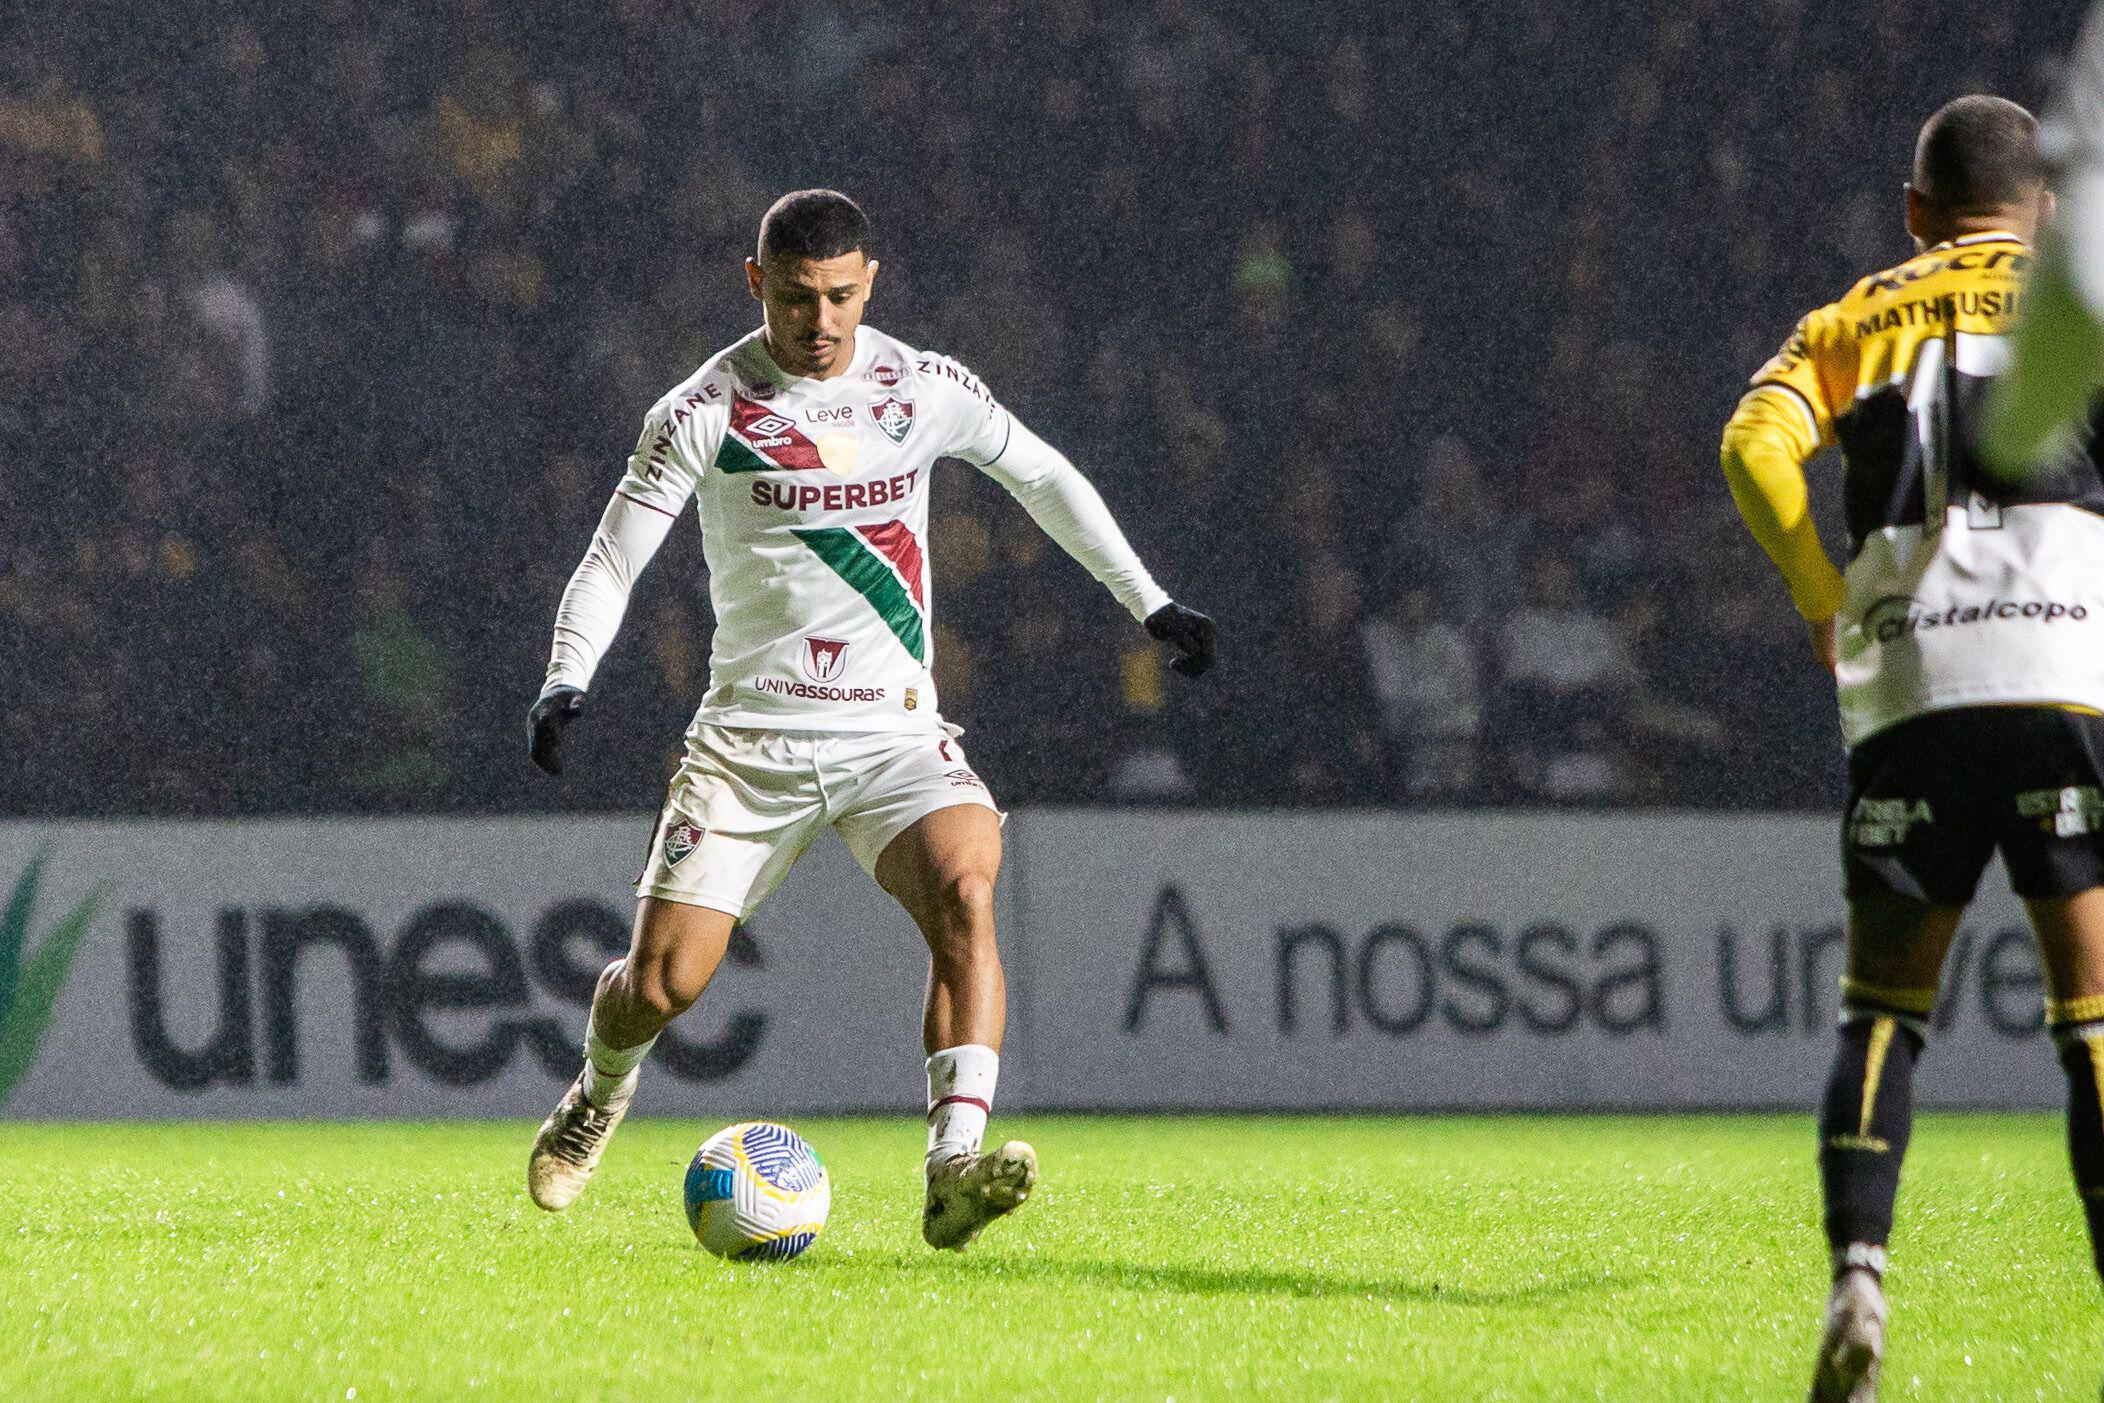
[528,686,586,776]
[1145,602,1217,678]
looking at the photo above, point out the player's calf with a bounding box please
[1804,983,1928,1403]
[1817,983,1930,1271]
[2051,999,2104,1284]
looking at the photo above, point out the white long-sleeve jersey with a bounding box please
[544,325,1172,733]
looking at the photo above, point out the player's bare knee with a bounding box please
[939,870,996,929]
[920,871,997,958]
[628,954,702,1022]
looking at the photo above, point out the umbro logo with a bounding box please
[747,413,795,439]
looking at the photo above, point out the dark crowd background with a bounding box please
[3,0,2089,818]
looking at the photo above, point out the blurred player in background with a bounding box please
[1983,3,2104,473]
[523,190,1214,1249]
[1720,98,2104,1402]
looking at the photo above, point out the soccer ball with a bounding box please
[683,1121,832,1261]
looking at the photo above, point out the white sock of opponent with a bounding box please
[925,1044,999,1171]
[583,1006,656,1108]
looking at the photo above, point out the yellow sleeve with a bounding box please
[1720,386,1846,621]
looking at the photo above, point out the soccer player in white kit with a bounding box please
[523,190,1215,1250]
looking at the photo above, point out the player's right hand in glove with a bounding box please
[1145,602,1217,678]
[528,686,586,775]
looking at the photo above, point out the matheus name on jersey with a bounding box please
[617,326,1012,733]
[1746,232,2104,745]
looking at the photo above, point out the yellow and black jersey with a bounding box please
[1722,232,2104,746]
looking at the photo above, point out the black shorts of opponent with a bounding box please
[1844,704,2104,905]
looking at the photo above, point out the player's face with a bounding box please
[747,250,877,379]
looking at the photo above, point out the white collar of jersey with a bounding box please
[745,326,873,387]
[1935,230,2029,250]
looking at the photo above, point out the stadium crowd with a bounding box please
[4,0,2088,817]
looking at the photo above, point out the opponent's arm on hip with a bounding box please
[972,414,1171,622]
[1720,385,1845,624]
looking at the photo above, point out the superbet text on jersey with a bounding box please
[619,327,1007,733]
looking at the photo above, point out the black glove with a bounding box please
[1145,602,1216,678]
[528,686,586,775]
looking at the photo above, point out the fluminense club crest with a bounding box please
[664,816,706,867]
[872,396,915,444]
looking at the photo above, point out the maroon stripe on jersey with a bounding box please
[730,395,826,471]
[855,520,925,607]
[926,1094,991,1123]
[617,489,680,518]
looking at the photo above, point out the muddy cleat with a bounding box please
[1809,1268,1887,1403]
[527,1071,633,1211]
[922,1140,1037,1250]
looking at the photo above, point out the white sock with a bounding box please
[926,1043,999,1170]
[582,1011,655,1108]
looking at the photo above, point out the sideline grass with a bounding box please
[1,1114,2094,1400]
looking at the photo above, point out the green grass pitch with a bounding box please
[1,1114,2094,1400]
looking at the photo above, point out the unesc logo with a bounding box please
[803,636,850,682]
[0,849,104,1110]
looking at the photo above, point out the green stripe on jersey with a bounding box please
[716,437,775,474]
[790,528,926,662]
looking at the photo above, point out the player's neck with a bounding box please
[1915,212,2031,250]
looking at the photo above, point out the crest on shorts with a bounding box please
[803,636,850,682]
[871,396,914,444]
[664,815,705,868]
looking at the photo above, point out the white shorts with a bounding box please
[636,724,1001,920]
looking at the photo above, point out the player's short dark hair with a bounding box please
[756,189,869,264]
[1912,95,2042,212]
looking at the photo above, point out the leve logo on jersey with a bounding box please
[872,397,914,445]
[803,636,850,682]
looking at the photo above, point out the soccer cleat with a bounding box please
[527,1071,634,1211]
[1808,1268,1888,1403]
[921,1140,1037,1250]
